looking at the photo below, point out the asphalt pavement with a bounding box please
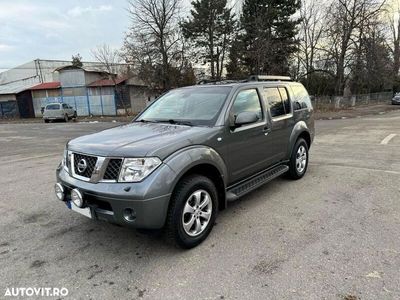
[0,111,399,299]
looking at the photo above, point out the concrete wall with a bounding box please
[129,86,158,114]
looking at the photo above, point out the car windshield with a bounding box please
[136,86,232,126]
[46,104,60,110]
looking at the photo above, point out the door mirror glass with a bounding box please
[234,111,259,127]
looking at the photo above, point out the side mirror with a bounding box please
[294,101,302,110]
[234,111,259,127]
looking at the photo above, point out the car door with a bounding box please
[225,88,275,183]
[61,103,68,116]
[262,86,294,161]
[67,105,75,116]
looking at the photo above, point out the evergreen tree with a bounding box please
[71,54,83,67]
[226,35,246,79]
[239,0,301,75]
[181,0,236,80]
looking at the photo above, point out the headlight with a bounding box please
[62,147,70,172]
[118,157,162,182]
[62,148,67,165]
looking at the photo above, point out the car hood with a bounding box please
[67,122,217,159]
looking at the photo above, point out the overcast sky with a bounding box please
[0,0,396,71]
[0,0,133,70]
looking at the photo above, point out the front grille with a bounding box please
[103,159,123,180]
[73,153,97,178]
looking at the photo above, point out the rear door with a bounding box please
[262,86,294,161]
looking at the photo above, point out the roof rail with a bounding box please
[248,75,292,82]
[197,79,246,85]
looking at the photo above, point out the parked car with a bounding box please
[392,93,400,105]
[54,76,315,248]
[43,103,76,123]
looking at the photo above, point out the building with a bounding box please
[0,59,156,118]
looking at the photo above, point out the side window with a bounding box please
[232,89,263,122]
[62,103,68,109]
[263,88,285,117]
[279,87,291,114]
[292,85,312,110]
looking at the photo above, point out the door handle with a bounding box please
[262,126,271,135]
[262,125,271,132]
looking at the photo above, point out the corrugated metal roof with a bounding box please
[30,82,61,90]
[0,81,37,94]
[54,65,112,74]
[87,77,127,87]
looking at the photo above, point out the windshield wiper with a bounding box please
[138,119,157,123]
[138,119,193,126]
[166,119,193,126]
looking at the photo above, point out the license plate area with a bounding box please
[67,201,92,219]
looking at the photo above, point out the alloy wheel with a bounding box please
[182,189,212,237]
[296,145,307,174]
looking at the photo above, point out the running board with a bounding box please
[226,165,289,202]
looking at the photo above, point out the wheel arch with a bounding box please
[287,121,312,157]
[164,146,228,211]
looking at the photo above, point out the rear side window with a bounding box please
[263,88,285,117]
[279,88,291,114]
[292,85,312,110]
[46,104,60,110]
[232,89,263,121]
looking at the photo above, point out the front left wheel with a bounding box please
[165,175,218,249]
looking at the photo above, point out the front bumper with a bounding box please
[56,165,173,229]
[392,100,400,105]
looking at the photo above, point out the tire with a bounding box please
[287,138,309,180]
[165,175,218,249]
[44,119,49,123]
[73,112,77,119]
[64,114,68,122]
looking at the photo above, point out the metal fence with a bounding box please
[32,86,117,117]
[312,92,393,110]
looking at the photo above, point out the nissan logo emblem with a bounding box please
[77,159,87,173]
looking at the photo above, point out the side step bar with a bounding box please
[226,164,289,202]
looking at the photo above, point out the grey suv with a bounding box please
[55,76,315,248]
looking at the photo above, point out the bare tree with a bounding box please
[91,44,122,76]
[124,0,183,90]
[385,2,400,92]
[91,44,129,115]
[322,0,385,95]
[297,0,325,83]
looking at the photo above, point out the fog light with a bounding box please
[71,188,84,208]
[54,183,64,201]
[123,208,136,222]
